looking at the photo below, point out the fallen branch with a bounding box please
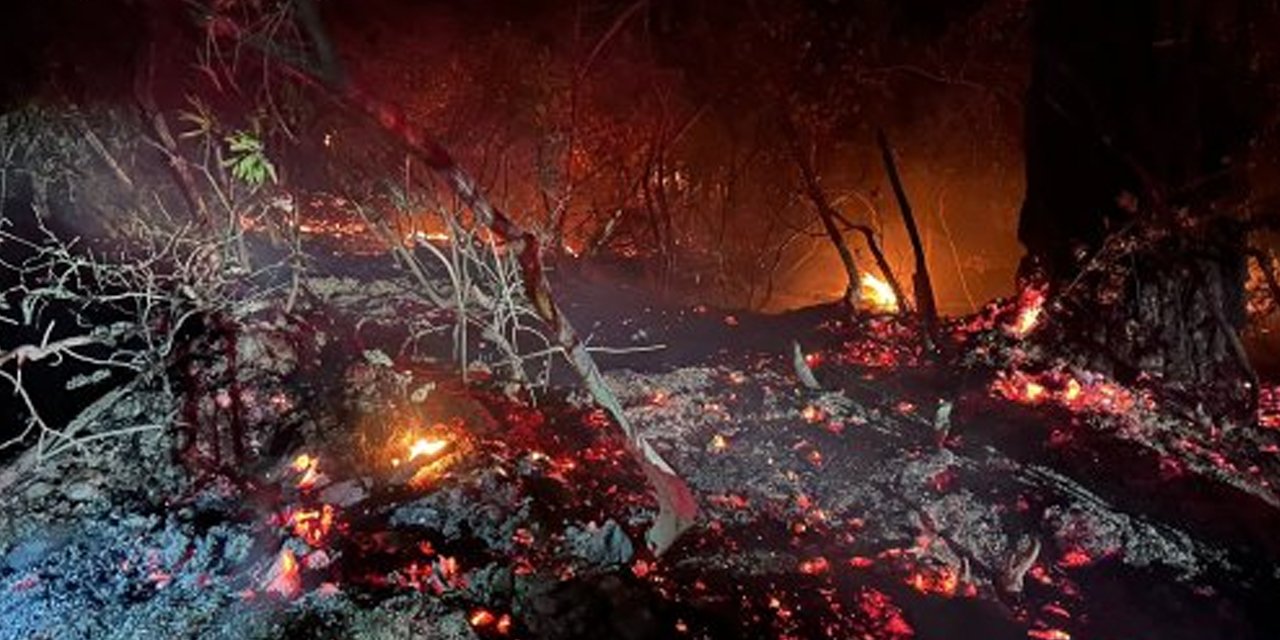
[999,536,1041,594]
[791,340,822,391]
[134,28,210,226]
[0,333,103,369]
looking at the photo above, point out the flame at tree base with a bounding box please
[860,273,900,313]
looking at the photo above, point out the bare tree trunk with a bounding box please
[1020,0,1261,420]
[133,7,210,227]
[877,130,938,336]
[782,115,863,310]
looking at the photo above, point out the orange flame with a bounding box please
[906,566,960,597]
[408,437,450,461]
[393,423,469,487]
[861,273,899,313]
[469,609,496,627]
[1008,285,1047,338]
[288,505,336,546]
[265,549,300,598]
[291,454,321,490]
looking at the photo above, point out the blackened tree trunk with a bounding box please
[1020,0,1263,419]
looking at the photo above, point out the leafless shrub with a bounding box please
[0,105,302,468]
[358,195,559,392]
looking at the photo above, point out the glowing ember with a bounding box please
[1008,284,1047,338]
[856,588,915,638]
[632,559,653,578]
[992,369,1151,416]
[290,454,321,490]
[806,449,824,467]
[799,556,831,575]
[287,505,336,546]
[469,609,497,628]
[265,549,301,598]
[1057,548,1094,568]
[804,351,824,368]
[1063,377,1083,402]
[1259,386,1280,429]
[801,405,824,423]
[1024,381,1047,403]
[906,566,961,597]
[1027,629,1072,640]
[861,273,899,313]
[411,230,451,243]
[708,433,729,452]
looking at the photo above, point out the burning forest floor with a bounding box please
[4,259,1280,640]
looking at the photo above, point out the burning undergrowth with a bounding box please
[2,275,1280,639]
[954,287,1280,516]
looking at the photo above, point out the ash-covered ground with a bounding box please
[3,258,1280,640]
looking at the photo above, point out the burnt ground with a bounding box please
[3,254,1280,640]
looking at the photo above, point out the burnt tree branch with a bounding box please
[828,208,910,314]
[782,115,863,310]
[877,130,939,337]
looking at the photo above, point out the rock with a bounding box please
[23,481,53,501]
[62,481,101,503]
[564,520,634,568]
[433,612,482,640]
[3,536,63,571]
[466,563,515,602]
[319,479,369,508]
[519,572,667,640]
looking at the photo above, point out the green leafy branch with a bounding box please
[222,130,278,189]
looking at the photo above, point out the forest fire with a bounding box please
[4,0,1280,639]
